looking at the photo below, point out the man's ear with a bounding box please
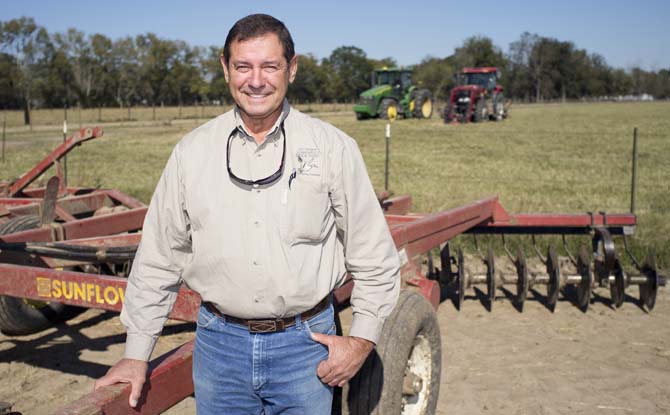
[288,55,298,84]
[220,55,230,83]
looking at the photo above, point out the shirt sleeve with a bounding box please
[120,144,192,361]
[329,133,400,345]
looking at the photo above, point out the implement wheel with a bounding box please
[473,99,488,122]
[412,89,433,119]
[348,290,441,415]
[0,216,67,335]
[379,98,399,121]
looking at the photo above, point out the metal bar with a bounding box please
[0,207,147,243]
[631,127,638,214]
[381,195,412,215]
[21,186,87,198]
[54,205,77,222]
[0,264,200,321]
[7,192,115,219]
[390,197,498,253]
[51,340,195,415]
[478,213,636,228]
[7,127,103,196]
[103,189,146,209]
[0,198,42,207]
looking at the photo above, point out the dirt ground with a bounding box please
[0,285,668,415]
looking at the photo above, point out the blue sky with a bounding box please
[2,0,669,70]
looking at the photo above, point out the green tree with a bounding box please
[0,17,50,124]
[453,36,506,69]
[0,52,21,108]
[413,56,455,101]
[111,36,141,107]
[203,46,231,105]
[322,46,373,102]
[89,33,116,107]
[288,54,327,103]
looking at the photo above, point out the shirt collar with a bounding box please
[232,99,291,145]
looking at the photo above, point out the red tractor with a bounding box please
[443,67,508,123]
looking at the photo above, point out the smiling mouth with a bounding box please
[244,91,273,100]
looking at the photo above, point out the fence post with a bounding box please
[2,111,6,163]
[63,104,68,186]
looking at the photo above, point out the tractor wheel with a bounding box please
[0,215,68,335]
[493,93,506,121]
[379,98,399,121]
[442,103,454,123]
[473,99,488,122]
[348,290,441,415]
[412,89,433,119]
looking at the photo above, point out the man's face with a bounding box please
[221,33,297,126]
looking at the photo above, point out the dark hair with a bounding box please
[222,14,295,65]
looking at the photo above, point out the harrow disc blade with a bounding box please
[486,246,496,307]
[610,259,626,308]
[458,248,466,310]
[546,246,561,311]
[576,245,592,312]
[515,248,529,309]
[640,253,659,312]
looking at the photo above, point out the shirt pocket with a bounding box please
[283,176,330,244]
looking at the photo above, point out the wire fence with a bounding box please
[0,103,356,130]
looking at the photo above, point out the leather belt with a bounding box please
[203,296,330,333]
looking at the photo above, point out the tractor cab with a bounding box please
[461,70,499,91]
[373,69,413,92]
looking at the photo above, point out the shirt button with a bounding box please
[257,153,262,158]
[252,260,259,266]
[253,220,260,227]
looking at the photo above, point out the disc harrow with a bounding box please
[442,228,665,312]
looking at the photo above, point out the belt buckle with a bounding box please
[248,319,285,333]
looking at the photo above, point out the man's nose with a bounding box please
[247,68,265,89]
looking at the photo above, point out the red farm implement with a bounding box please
[0,127,665,415]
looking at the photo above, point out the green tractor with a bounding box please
[353,68,433,120]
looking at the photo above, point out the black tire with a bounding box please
[0,215,67,335]
[379,98,399,120]
[473,98,487,122]
[442,102,454,123]
[412,89,433,119]
[348,290,441,415]
[493,93,506,121]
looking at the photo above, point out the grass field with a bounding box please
[0,101,668,266]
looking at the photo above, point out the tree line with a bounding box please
[2,17,669,125]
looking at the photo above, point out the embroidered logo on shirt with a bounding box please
[296,148,321,176]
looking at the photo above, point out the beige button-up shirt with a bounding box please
[121,101,400,361]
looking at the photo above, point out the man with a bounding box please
[95,13,400,414]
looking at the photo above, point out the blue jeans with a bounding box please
[193,303,335,414]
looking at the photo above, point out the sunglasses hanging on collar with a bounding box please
[226,122,286,187]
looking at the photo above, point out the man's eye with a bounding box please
[235,66,251,73]
[264,66,279,72]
